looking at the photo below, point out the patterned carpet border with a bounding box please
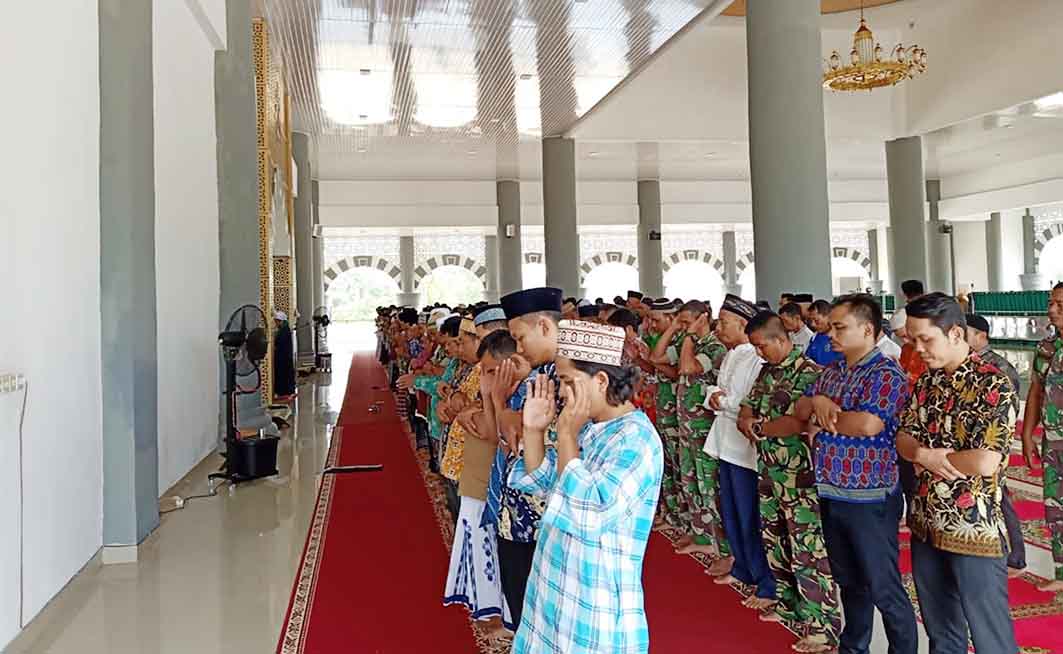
[1013,489,1053,551]
[395,394,512,654]
[277,424,343,654]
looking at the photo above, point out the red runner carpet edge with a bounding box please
[275,353,480,654]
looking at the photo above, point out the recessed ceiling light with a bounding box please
[356,147,367,153]
[358,114,368,120]
[704,152,716,158]
[359,68,371,76]
[467,150,478,155]
[519,74,533,81]
[588,151,600,157]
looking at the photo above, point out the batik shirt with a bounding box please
[900,352,1015,557]
[977,347,1021,413]
[413,357,459,440]
[655,331,686,430]
[742,347,821,485]
[509,410,664,654]
[678,333,728,433]
[482,364,557,543]
[1033,335,1063,442]
[440,363,481,482]
[805,349,909,503]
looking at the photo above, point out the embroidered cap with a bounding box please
[721,293,759,322]
[557,320,626,366]
[627,290,644,301]
[459,318,477,336]
[648,297,678,314]
[472,304,506,326]
[500,287,563,320]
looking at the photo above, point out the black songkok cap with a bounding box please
[648,298,678,314]
[792,293,814,303]
[500,287,563,320]
[966,313,991,335]
[627,290,644,300]
[721,294,758,322]
[398,308,419,325]
[577,303,599,318]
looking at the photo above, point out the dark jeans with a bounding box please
[911,539,1018,654]
[444,480,460,525]
[718,461,776,599]
[1002,489,1026,570]
[820,491,918,654]
[497,536,536,629]
[899,459,916,517]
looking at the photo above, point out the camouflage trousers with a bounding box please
[759,466,841,646]
[677,428,730,555]
[658,426,686,527]
[1044,436,1063,580]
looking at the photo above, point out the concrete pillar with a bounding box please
[398,235,419,307]
[1021,208,1045,290]
[293,133,314,354]
[542,137,580,296]
[746,0,832,303]
[496,180,523,295]
[924,180,954,294]
[99,0,159,551]
[985,212,1004,292]
[885,136,929,300]
[485,235,500,302]
[867,229,884,294]
[722,230,742,296]
[311,180,323,310]
[637,179,664,296]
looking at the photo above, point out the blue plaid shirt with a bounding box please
[508,410,663,654]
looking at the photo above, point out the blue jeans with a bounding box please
[718,460,776,599]
[820,490,917,654]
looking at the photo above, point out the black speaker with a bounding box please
[231,435,280,480]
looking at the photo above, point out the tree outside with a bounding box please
[419,266,484,306]
[326,268,398,322]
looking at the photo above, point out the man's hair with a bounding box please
[607,308,641,332]
[905,292,967,336]
[477,319,508,332]
[570,360,640,407]
[901,279,925,299]
[518,310,562,325]
[778,302,802,318]
[745,312,787,339]
[679,300,708,316]
[810,299,833,316]
[781,293,795,301]
[832,293,883,338]
[563,297,577,307]
[477,329,516,359]
[440,316,462,337]
[1055,281,1063,291]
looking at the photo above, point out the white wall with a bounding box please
[1000,209,1026,292]
[153,0,225,495]
[0,1,103,642]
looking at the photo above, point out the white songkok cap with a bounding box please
[556,320,626,366]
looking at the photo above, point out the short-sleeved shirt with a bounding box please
[900,352,1015,557]
[1033,335,1063,440]
[743,346,822,481]
[805,349,909,503]
[806,332,843,367]
[655,331,686,429]
[678,333,729,434]
[977,347,1021,414]
[440,363,481,482]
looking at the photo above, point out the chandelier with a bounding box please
[822,7,927,92]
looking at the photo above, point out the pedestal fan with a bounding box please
[311,306,332,372]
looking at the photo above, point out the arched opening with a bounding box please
[584,262,639,302]
[325,268,400,352]
[831,257,870,296]
[523,262,546,290]
[1040,237,1063,287]
[664,260,727,312]
[419,265,485,306]
[739,268,756,302]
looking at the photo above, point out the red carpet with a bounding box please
[276,353,479,654]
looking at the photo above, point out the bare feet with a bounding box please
[758,611,782,623]
[676,543,717,555]
[712,573,738,586]
[791,637,834,653]
[706,556,734,577]
[742,597,776,611]
[1037,579,1063,592]
[673,534,694,550]
[1007,567,1025,579]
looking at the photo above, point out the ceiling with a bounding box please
[720,0,901,16]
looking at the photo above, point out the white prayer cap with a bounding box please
[889,307,907,331]
[275,311,288,321]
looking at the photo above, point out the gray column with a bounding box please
[311,180,323,310]
[924,180,954,294]
[722,230,742,296]
[636,180,664,296]
[99,0,159,550]
[985,212,1004,292]
[542,137,581,296]
[885,136,929,300]
[496,180,524,295]
[746,0,832,303]
[866,229,884,293]
[484,235,500,302]
[1021,208,1045,290]
[293,133,314,354]
[398,235,419,307]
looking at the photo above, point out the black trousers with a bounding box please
[820,491,918,654]
[444,480,460,525]
[1001,488,1026,570]
[497,536,536,628]
[911,539,1018,654]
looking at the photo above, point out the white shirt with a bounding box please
[876,334,901,361]
[702,343,764,470]
[791,324,814,354]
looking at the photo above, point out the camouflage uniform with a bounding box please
[656,331,687,526]
[1034,335,1063,580]
[676,332,730,553]
[742,346,840,647]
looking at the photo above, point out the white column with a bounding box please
[1021,208,1046,290]
[484,234,500,302]
[398,235,419,306]
[886,136,929,299]
[542,137,580,296]
[636,179,664,296]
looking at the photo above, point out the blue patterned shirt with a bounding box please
[508,410,663,654]
[805,349,909,503]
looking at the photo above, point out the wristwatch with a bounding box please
[751,418,765,437]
